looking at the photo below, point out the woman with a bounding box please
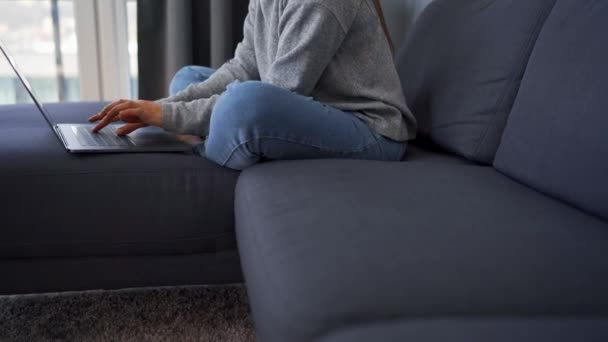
[89,0,416,170]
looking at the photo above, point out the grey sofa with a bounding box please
[235,0,608,341]
[1,0,607,340]
[0,101,243,293]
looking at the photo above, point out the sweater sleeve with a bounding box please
[264,2,348,96]
[160,95,221,136]
[159,0,259,134]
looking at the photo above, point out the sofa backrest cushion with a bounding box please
[494,0,608,221]
[395,0,556,164]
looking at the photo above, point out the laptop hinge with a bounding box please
[54,125,69,148]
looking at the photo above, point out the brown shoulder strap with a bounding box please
[372,0,395,55]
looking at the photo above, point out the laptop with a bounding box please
[0,40,191,153]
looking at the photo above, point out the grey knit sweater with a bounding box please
[158,0,416,142]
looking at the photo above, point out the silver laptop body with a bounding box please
[0,40,191,153]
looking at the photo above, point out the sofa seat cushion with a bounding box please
[318,318,608,342]
[0,102,240,259]
[494,0,608,221]
[404,143,470,164]
[235,159,608,342]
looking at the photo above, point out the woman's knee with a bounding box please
[205,81,286,168]
[169,65,214,96]
[210,81,285,135]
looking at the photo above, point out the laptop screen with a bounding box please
[0,40,56,128]
[0,47,34,106]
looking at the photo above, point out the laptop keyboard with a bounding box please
[74,126,131,147]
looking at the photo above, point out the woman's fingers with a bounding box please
[92,101,136,132]
[88,99,126,122]
[116,122,147,136]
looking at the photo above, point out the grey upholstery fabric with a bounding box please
[494,0,608,221]
[396,0,556,164]
[404,143,469,164]
[318,319,608,342]
[0,102,243,293]
[235,159,608,342]
[380,0,434,52]
[1,251,242,295]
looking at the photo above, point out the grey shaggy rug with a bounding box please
[0,285,256,342]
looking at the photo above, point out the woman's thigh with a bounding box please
[169,66,216,96]
[203,81,407,170]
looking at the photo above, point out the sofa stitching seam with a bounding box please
[471,1,557,162]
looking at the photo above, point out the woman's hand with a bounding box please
[88,99,163,136]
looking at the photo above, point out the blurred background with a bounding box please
[0,0,138,105]
[0,0,432,105]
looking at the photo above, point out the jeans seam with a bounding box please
[220,135,384,166]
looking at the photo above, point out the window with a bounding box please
[0,0,79,104]
[126,0,138,99]
[0,0,137,105]
[0,38,34,105]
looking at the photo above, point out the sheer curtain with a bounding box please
[136,0,248,100]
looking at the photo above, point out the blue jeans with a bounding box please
[169,66,407,170]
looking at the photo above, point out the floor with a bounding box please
[0,285,255,342]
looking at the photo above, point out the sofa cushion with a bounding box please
[0,102,240,259]
[1,250,243,295]
[494,0,608,221]
[318,319,608,342]
[404,144,470,164]
[235,159,608,342]
[396,0,556,164]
